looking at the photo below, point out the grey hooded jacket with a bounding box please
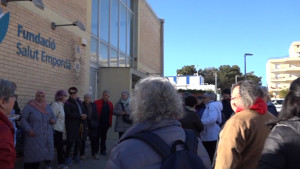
[107,119,211,169]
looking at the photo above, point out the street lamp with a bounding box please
[244,53,253,79]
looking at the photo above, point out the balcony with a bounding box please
[270,67,300,73]
[284,67,300,72]
[285,76,298,82]
[270,68,284,72]
[270,76,298,82]
[270,77,286,82]
[269,57,300,63]
[269,86,288,92]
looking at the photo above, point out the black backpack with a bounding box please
[121,129,207,169]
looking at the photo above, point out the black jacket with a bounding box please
[83,102,98,138]
[179,107,204,137]
[258,116,300,169]
[221,99,233,120]
[64,97,86,142]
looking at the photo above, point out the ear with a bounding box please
[0,98,6,109]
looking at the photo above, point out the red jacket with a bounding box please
[0,111,16,169]
[94,99,113,126]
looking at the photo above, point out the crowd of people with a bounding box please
[0,79,133,169]
[0,76,300,169]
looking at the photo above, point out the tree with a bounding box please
[218,65,242,90]
[177,65,197,75]
[198,65,262,91]
[242,71,262,85]
[198,67,218,85]
[176,65,262,92]
[279,89,289,98]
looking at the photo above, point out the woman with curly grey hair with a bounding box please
[107,76,211,169]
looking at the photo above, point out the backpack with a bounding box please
[121,129,207,169]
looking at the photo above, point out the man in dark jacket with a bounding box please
[221,89,234,122]
[94,90,113,155]
[82,94,99,160]
[0,79,16,169]
[64,87,87,164]
[179,96,203,137]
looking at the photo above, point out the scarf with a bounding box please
[29,100,48,114]
[121,98,130,106]
[236,97,267,114]
[29,90,48,114]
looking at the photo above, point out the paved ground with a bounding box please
[15,135,119,169]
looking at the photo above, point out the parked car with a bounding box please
[272,99,284,112]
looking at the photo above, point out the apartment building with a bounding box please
[266,41,300,98]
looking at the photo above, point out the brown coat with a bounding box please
[214,110,275,169]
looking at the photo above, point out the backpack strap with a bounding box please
[121,132,171,159]
[184,129,198,154]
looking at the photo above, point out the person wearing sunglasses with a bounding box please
[64,87,87,165]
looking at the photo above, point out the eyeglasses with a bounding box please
[231,96,240,101]
[69,92,77,95]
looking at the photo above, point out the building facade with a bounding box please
[0,0,164,108]
[266,41,300,98]
[89,0,164,104]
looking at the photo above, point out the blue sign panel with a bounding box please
[0,8,10,44]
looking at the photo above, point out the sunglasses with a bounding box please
[69,92,77,95]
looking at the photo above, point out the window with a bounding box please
[90,38,98,64]
[91,0,135,68]
[99,43,108,67]
[100,0,109,42]
[111,0,119,47]
[110,49,118,67]
[120,3,127,52]
[119,54,126,67]
[91,0,98,36]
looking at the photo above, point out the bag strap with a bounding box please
[184,129,198,154]
[121,132,171,159]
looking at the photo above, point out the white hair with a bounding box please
[232,81,261,109]
[0,79,15,100]
[130,77,184,123]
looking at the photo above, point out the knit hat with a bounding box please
[55,90,67,101]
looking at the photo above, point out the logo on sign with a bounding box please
[0,7,10,44]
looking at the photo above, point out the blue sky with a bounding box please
[147,0,300,86]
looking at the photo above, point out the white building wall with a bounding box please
[166,75,214,91]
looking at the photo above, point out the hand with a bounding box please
[49,118,56,124]
[28,130,35,137]
[81,114,87,120]
[120,111,126,115]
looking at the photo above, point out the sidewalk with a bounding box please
[15,137,119,169]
